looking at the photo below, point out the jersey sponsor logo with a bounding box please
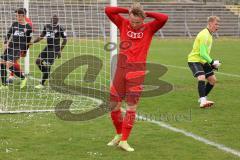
[127,31,143,39]
[13,30,25,37]
[46,31,55,38]
[63,32,67,37]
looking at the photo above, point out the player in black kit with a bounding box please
[30,14,67,89]
[0,8,32,89]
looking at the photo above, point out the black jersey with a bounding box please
[5,22,32,51]
[40,24,67,48]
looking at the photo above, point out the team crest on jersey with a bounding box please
[54,29,58,33]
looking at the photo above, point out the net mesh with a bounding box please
[0,0,110,113]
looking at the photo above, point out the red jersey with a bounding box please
[105,6,168,65]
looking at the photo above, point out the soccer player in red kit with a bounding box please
[7,8,34,84]
[105,3,168,152]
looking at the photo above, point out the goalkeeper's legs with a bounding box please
[197,75,206,102]
[197,75,214,108]
[188,62,214,108]
[206,75,217,96]
[204,63,216,96]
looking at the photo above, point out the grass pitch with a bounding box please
[0,38,240,160]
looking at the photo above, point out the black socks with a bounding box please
[198,80,206,98]
[37,62,51,85]
[0,64,7,85]
[205,82,214,96]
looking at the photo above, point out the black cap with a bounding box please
[15,8,26,15]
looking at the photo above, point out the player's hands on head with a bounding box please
[129,8,131,13]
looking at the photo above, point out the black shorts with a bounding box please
[188,62,214,78]
[38,46,60,65]
[0,48,21,62]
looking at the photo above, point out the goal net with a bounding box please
[0,0,110,115]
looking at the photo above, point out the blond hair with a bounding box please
[129,3,146,19]
[208,16,220,23]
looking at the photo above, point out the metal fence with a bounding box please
[0,0,240,38]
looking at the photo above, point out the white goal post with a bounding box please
[110,0,118,80]
[24,0,30,75]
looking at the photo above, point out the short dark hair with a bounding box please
[52,14,58,19]
[15,8,26,15]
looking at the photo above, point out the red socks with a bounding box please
[121,110,136,141]
[10,62,21,77]
[111,110,136,141]
[110,109,123,134]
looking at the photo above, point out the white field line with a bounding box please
[163,64,240,78]
[141,63,240,157]
[137,114,240,158]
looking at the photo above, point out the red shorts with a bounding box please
[110,64,146,105]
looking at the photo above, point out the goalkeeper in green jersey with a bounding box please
[188,16,221,108]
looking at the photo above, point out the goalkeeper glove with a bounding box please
[210,60,221,70]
